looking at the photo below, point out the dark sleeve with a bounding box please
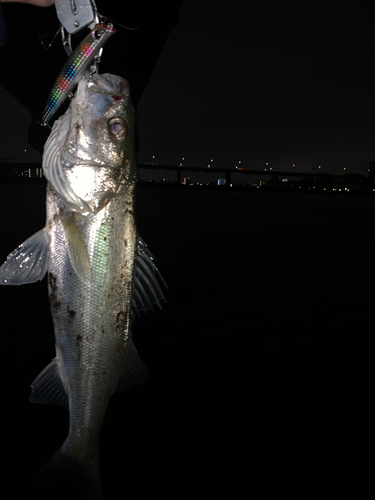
[0,3,7,48]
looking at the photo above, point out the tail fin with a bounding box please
[38,446,102,500]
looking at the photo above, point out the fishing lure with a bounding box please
[41,23,116,126]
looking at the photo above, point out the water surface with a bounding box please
[0,185,369,498]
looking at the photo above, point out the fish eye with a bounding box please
[93,30,102,40]
[108,118,127,139]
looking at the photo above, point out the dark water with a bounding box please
[0,184,371,498]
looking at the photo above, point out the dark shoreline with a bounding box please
[1,177,374,196]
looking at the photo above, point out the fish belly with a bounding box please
[47,184,136,459]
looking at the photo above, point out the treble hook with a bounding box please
[61,27,72,56]
[90,47,103,75]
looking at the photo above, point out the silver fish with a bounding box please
[0,73,165,498]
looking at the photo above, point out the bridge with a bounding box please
[1,161,355,189]
[138,164,320,185]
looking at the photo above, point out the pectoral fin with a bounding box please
[0,228,48,285]
[61,214,91,282]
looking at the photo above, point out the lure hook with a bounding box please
[61,27,72,56]
[90,47,103,75]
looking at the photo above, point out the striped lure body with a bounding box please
[41,23,116,126]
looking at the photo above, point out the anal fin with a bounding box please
[116,339,149,392]
[29,358,68,408]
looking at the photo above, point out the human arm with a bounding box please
[0,0,54,7]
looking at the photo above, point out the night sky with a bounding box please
[136,0,375,174]
[1,0,375,175]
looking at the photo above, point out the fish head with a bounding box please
[69,73,135,171]
[43,73,136,214]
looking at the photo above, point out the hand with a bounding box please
[0,0,55,6]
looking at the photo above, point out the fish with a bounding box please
[0,72,165,499]
[41,23,117,126]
